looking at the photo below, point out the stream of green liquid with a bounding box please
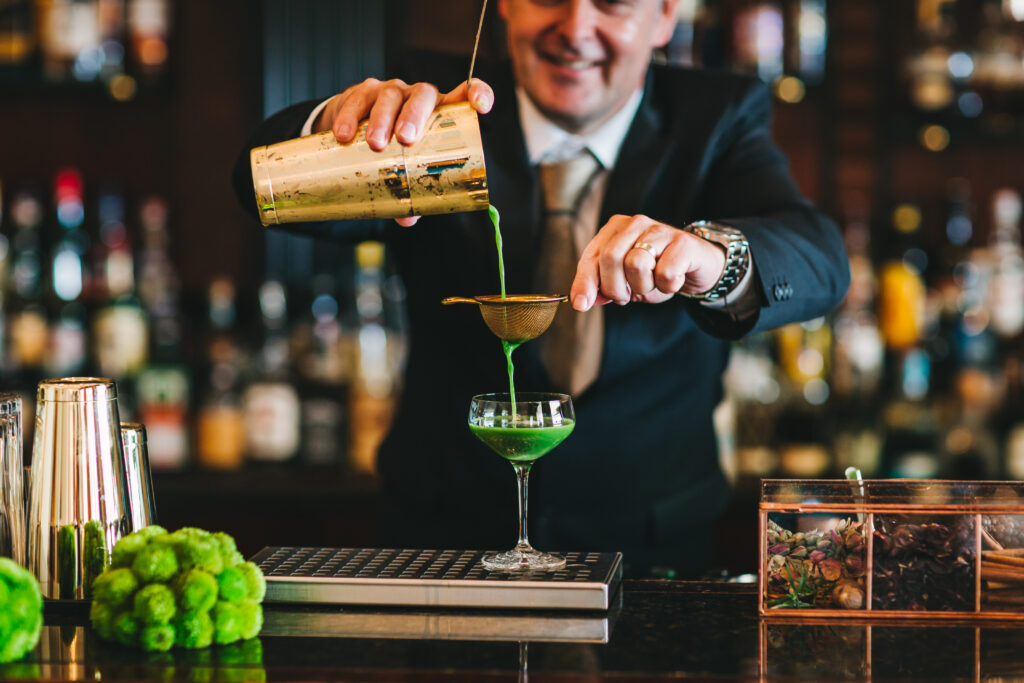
[489,204,516,413]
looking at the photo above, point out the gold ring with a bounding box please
[632,241,658,260]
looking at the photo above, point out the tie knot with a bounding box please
[539,150,602,213]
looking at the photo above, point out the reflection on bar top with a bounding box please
[261,595,621,643]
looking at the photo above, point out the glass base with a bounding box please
[482,547,566,573]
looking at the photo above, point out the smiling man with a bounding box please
[234,0,850,578]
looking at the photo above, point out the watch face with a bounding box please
[692,221,744,243]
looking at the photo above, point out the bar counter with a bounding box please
[13,580,1024,680]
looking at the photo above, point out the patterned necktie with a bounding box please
[534,149,606,396]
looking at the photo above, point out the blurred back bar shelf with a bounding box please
[5,0,1024,570]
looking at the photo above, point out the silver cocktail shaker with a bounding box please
[120,422,157,530]
[0,393,25,566]
[27,378,132,599]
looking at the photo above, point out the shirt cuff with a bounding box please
[301,98,334,137]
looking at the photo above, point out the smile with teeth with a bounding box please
[546,55,601,69]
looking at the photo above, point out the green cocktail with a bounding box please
[469,420,574,465]
[469,392,575,572]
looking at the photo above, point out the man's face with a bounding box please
[498,0,678,133]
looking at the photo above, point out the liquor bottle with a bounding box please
[97,0,127,81]
[126,0,170,83]
[879,348,941,478]
[722,332,782,477]
[0,180,9,367]
[91,188,148,416]
[792,0,827,85]
[943,365,1000,479]
[0,0,36,77]
[905,0,958,112]
[349,241,403,475]
[37,0,103,82]
[830,220,884,476]
[732,1,785,84]
[988,189,1024,339]
[6,188,49,379]
[878,203,927,352]
[295,275,348,468]
[1002,354,1024,479]
[45,169,89,377]
[242,280,300,463]
[195,277,246,470]
[134,196,190,470]
[876,202,940,478]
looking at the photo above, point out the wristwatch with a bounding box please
[677,221,750,302]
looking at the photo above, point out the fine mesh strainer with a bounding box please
[441,295,568,344]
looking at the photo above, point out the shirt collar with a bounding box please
[516,87,643,169]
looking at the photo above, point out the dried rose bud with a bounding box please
[804,534,820,546]
[809,550,826,563]
[790,547,808,559]
[768,543,790,555]
[832,581,865,610]
[819,558,843,582]
[846,555,865,575]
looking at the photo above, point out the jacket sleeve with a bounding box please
[685,79,850,340]
[231,99,393,243]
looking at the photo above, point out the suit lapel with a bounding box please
[597,70,679,389]
[600,70,674,224]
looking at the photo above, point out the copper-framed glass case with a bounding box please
[760,480,1024,618]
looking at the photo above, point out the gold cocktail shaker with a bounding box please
[250,101,488,225]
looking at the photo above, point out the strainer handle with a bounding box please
[441,297,478,305]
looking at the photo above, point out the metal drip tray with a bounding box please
[250,547,623,611]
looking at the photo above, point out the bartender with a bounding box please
[234,0,850,577]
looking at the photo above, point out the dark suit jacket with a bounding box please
[233,54,850,574]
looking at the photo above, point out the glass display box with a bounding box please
[760,480,1024,618]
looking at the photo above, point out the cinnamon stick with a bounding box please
[982,527,1005,551]
[982,552,1024,568]
[983,547,1024,558]
[981,564,1024,584]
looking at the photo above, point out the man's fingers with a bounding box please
[365,81,408,151]
[623,240,662,297]
[570,249,600,311]
[653,239,694,294]
[441,79,494,113]
[394,216,421,227]
[395,83,441,146]
[597,215,654,304]
[333,79,382,142]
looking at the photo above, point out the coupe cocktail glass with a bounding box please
[469,392,574,572]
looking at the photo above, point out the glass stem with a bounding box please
[514,463,533,551]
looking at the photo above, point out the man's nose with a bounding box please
[557,0,600,45]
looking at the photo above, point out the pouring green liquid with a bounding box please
[490,204,517,412]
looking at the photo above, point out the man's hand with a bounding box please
[313,78,494,227]
[570,215,727,311]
